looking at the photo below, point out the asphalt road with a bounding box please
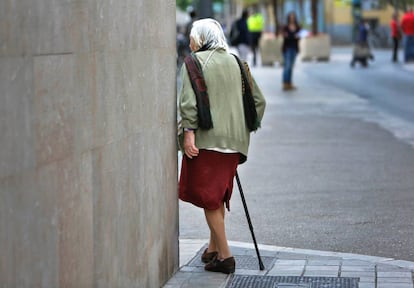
[301,47,414,123]
[178,48,414,261]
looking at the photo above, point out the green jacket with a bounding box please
[179,49,266,162]
[247,13,265,32]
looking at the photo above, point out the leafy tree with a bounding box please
[244,0,260,4]
[177,0,193,11]
[378,0,414,11]
[271,0,285,35]
[272,0,280,35]
[176,0,226,11]
[311,0,318,34]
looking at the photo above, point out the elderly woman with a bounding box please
[178,18,266,274]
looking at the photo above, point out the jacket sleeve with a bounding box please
[251,76,266,125]
[179,65,199,129]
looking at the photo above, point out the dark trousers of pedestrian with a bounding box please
[283,48,298,85]
[392,37,399,62]
[250,32,262,66]
[404,35,414,63]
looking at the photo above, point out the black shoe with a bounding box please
[201,248,218,264]
[205,257,235,274]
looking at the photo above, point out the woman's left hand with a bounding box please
[183,130,199,159]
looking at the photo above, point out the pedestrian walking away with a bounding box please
[178,18,266,275]
[230,9,251,61]
[400,7,414,63]
[390,13,401,62]
[351,19,374,68]
[282,12,301,91]
[247,5,264,67]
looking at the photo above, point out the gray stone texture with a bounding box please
[0,0,178,287]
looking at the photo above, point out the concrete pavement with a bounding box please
[163,239,414,288]
[169,52,414,287]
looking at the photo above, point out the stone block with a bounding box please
[305,265,340,271]
[259,33,283,66]
[0,1,30,56]
[88,0,175,52]
[377,271,413,278]
[299,34,331,61]
[0,57,35,178]
[30,0,87,55]
[359,283,376,288]
[33,54,77,166]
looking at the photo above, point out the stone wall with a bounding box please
[0,1,178,287]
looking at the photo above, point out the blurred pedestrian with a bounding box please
[282,12,301,91]
[359,20,369,45]
[351,19,373,67]
[400,7,414,63]
[247,6,264,66]
[390,13,401,62]
[230,9,251,61]
[177,26,187,67]
[178,18,266,275]
[185,10,198,54]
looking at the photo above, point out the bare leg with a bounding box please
[207,204,225,252]
[207,231,217,252]
[204,203,232,259]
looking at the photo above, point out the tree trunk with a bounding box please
[273,0,280,35]
[311,0,318,35]
[299,0,305,25]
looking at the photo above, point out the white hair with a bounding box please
[190,18,228,51]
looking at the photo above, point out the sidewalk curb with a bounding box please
[180,238,414,271]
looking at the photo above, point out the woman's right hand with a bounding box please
[183,130,199,159]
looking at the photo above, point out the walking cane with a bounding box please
[235,171,265,270]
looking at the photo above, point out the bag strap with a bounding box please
[231,54,259,132]
[184,53,213,130]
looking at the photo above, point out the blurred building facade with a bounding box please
[325,0,399,46]
[217,0,398,46]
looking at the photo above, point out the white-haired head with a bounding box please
[189,18,228,52]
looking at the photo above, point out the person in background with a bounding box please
[350,19,373,67]
[359,19,369,46]
[390,13,401,62]
[185,10,198,54]
[230,9,251,61]
[281,12,301,91]
[177,25,188,67]
[247,5,264,66]
[179,18,266,275]
[400,7,414,63]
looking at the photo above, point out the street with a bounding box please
[303,47,414,123]
[178,47,414,262]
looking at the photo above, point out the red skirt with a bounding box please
[179,150,240,211]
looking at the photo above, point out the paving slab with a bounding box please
[163,239,414,288]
